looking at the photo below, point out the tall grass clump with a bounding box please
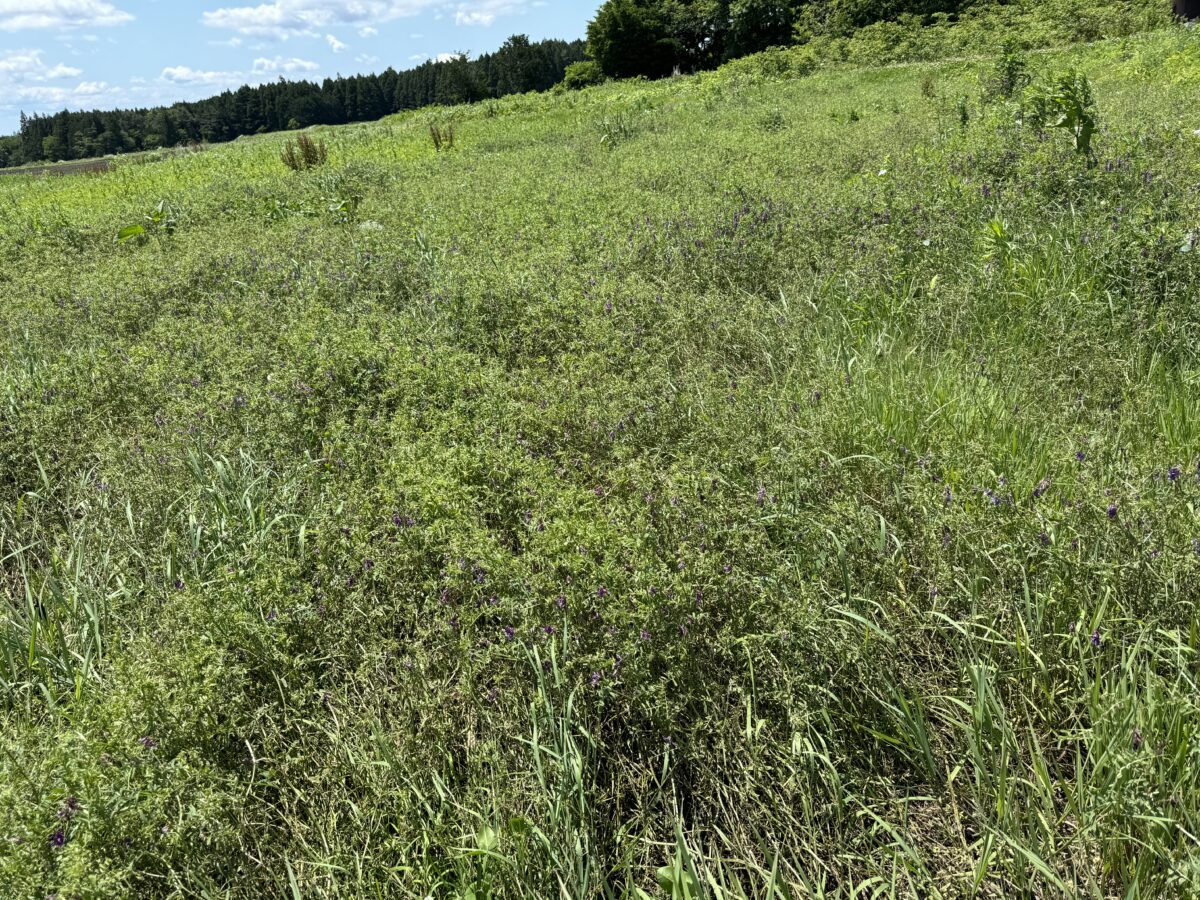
[280,133,328,171]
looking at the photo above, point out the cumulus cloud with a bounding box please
[252,55,318,74]
[0,48,81,82]
[203,0,526,39]
[0,0,133,31]
[453,1,526,27]
[202,0,437,39]
[325,33,345,52]
[2,78,114,110]
[160,65,240,86]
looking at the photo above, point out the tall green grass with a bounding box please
[2,20,1200,899]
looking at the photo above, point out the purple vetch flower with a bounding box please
[1107,503,1118,520]
[589,671,602,688]
[1039,531,1050,547]
[57,797,79,820]
[1090,628,1102,649]
[756,487,766,507]
[596,585,609,599]
[1033,478,1051,499]
[172,578,184,590]
[1075,451,1086,463]
[639,629,651,642]
[49,829,67,850]
[1168,466,1182,483]
[363,559,374,572]
[555,594,567,609]
[138,736,158,750]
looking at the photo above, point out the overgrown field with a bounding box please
[3,23,1200,899]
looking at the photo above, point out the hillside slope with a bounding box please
[3,25,1200,898]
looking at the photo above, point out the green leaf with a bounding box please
[115,223,146,243]
[506,816,528,836]
[476,825,498,852]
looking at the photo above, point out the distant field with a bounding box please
[0,159,113,178]
[0,146,208,179]
[2,24,1200,899]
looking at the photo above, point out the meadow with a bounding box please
[2,18,1200,898]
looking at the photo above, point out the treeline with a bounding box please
[0,35,583,168]
[585,0,1009,78]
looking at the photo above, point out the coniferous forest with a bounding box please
[0,36,584,169]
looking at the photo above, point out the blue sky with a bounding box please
[0,1,597,133]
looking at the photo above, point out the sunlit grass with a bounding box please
[2,22,1200,899]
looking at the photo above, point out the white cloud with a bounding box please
[160,65,240,86]
[0,0,133,31]
[1,79,115,109]
[354,53,378,65]
[325,32,345,52]
[407,50,461,63]
[0,48,81,81]
[453,1,526,27]
[252,55,318,74]
[454,10,491,25]
[201,1,528,40]
[202,0,438,39]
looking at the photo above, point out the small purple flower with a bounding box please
[554,594,566,609]
[172,578,184,590]
[756,487,766,507]
[1033,478,1050,499]
[1075,451,1086,463]
[49,828,67,850]
[363,559,374,572]
[57,797,79,820]
[639,629,651,642]
[1038,531,1050,547]
[589,671,602,688]
[1090,628,1102,649]
[138,736,158,750]
[1107,503,1118,520]
[1132,728,1143,751]
[1168,466,1181,483]
[503,625,515,642]
[596,585,609,599]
